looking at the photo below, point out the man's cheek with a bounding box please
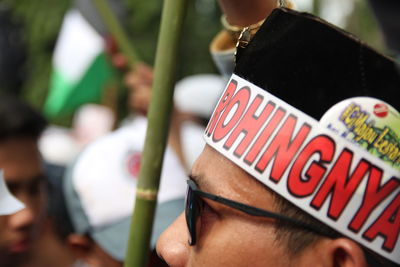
[0,219,11,252]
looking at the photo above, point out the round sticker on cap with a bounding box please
[320,97,400,170]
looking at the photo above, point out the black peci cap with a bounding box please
[234,8,400,120]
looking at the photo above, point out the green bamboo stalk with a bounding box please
[312,0,321,16]
[92,0,139,67]
[123,0,188,266]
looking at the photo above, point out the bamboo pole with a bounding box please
[123,0,188,266]
[92,0,139,68]
[312,0,321,16]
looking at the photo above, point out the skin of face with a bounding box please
[157,145,332,267]
[0,138,46,266]
[86,242,123,267]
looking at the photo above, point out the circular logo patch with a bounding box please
[373,103,388,118]
[126,151,141,179]
[320,97,400,170]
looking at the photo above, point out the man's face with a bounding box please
[0,138,46,265]
[157,145,319,266]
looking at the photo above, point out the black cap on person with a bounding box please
[234,8,400,119]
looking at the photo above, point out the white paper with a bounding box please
[0,170,24,215]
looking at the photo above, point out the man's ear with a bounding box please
[327,238,368,267]
[67,234,95,263]
[298,237,368,267]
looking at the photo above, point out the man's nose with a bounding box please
[156,213,189,267]
[8,204,35,230]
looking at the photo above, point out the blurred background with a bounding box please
[0,0,393,128]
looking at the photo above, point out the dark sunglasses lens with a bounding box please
[185,182,200,245]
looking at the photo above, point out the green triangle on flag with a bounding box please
[44,9,116,119]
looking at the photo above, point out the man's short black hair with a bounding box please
[0,94,47,141]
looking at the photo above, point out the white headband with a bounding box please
[204,74,400,264]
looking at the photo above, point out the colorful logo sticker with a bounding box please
[125,150,142,179]
[320,97,400,170]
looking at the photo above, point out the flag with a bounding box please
[44,9,115,118]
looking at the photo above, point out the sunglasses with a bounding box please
[185,179,335,246]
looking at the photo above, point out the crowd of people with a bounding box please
[0,0,399,267]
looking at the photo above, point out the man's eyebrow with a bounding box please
[188,173,211,191]
[188,173,200,184]
[6,173,46,188]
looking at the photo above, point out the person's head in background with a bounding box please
[63,113,186,267]
[0,94,47,266]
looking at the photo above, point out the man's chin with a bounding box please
[9,238,31,254]
[0,250,31,267]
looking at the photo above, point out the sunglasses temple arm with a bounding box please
[196,190,334,238]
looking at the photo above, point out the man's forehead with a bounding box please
[191,145,238,185]
[191,145,274,204]
[0,138,40,161]
[0,158,43,181]
[0,140,43,184]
